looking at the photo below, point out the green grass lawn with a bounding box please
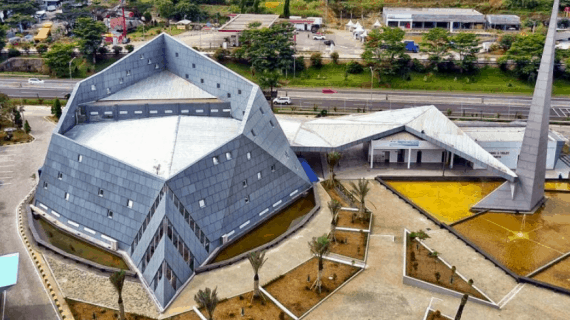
[223,61,570,97]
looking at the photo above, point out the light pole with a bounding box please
[369,66,373,111]
[69,56,77,80]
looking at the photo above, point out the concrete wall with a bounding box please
[0,58,47,73]
[473,141,558,170]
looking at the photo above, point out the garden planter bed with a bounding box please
[425,310,453,320]
[167,309,204,320]
[66,298,154,320]
[329,230,367,260]
[405,231,489,302]
[336,211,369,230]
[264,257,360,317]
[197,291,293,320]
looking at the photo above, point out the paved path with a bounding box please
[305,180,570,319]
[0,106,59,320]
[160,183,332,319]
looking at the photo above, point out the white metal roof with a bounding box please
[0,252,19,292]
[462,126,565,142]
[101,70,215,101]
[64,116,241,178]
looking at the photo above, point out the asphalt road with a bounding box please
[0,106,59,320]
[0,78,76,99]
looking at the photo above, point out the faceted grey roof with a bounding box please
[486,14,521,25]
[64,116,241,178]
[101,70,216,101]
[383,7,485,23]
[277,106,517,180]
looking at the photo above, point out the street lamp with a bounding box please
[69,56,77,80]
[369,66,373,111]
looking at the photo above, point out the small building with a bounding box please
[33,22,52,42]
[289,16,322,32]
[382,7,486,31]
[345,20,355,30]
[372,20,382,28]
[486,15,521,31]
[0,252,19,320]
[556,31,570,41]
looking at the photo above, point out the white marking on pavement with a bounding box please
[0,183,13,186]
[498,283,525,309]
[553,109,562,117]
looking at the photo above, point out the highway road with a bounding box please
[2,77,570,120]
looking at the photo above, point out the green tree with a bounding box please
[362,27,408,81]
[235,21,296,74]
[0,25,7,53]
[247,250,268,302]
[35,43,48,55]
[6,13,36,31]
[349,178,370,221]
[283,0,290,18]
[451,32,479,73]
[310,52,323,68]
[156,0,175,19]
[125,44,135,52]
[258,70,280,111]
[420,27,452,71]
[498,34,516,51]
[24,120,31,134]
[13,109,23,129]
[44,43,75,77]
[52,98,62,119]
[325,151,341,188]
[173,0,204,21]
[328,200,341,242]
[109,270,126,320]
[308,234,331,293]
[330,51,339,64]
[194,287,219,320]
[74,17,107,64]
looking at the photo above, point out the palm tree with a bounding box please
[349,178,371,221]
[450,266,456,284]
[247,250,268,303]
[454,294,469,320]
[194,287,219,320]
[428,251,439,273]
[109,270,126,320]
[328,200,341,242]
[308,234,331,293]
[325,152,342,188]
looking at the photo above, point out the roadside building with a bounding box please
[486,14,521,31]
[0,252,19,320]
[289,16,322,32]
[382,7,486,31]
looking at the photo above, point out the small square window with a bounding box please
[259,107,264,115]
[251,129,256,137]
[199,199,206,208]
[212,156,219,165]
[226,152,232,160]
[58,172,63,180]
[98,189,104,197]
[78,154,83,162]
[257,172,262,180]
[243,180,247,188]
[247,152,251,160]
[65,193,69,201]
[217,83,220,88]
[107,210,113,219]
[91,85,96,91]
[140,54,144,59]
[127,70,131,76]
[120,78,124,84]
[186,74,189,79]
[106,88,111,94]
[271,164,276,172]
[43,182,48,189]
[238,89,242,95]
[269,120,275,128]
[148,59,152,65]
[192,63,196,68]
[227,93,231,98]
[201,79,204,83]
[155,63,159,69]
[245,196,250,204]
[175,52,179,57]
[127,199,133,208]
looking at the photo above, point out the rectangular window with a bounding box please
[107,210,113,219]
[201,79,204,83]
[217,83,220,88]
[167,224,173,240]
[192,63,196,68]
[245,196,250,204]
[65,193,69,201]
[91,85,96,91]
[257,172,262,180]
[120,78,124,84]
[155,64,159,69]
[227,93,231,98]
[178,241,184,256]
[247,152,251,160]
[148,59,152,65]
[78,155,83,162]
[98,189,104,197]
[43,182,48,189]
[127,70,131,76]
[242,179,247,188]
[127,199,133,208]
[183,246,189,262]
[106,88,111,94]
[251,129,256,137]
[175,52,179,57]
[185,74,189,79]
[140,54,144,59]
[271,164,276,172]
[172,233,178,249]
[238,89,242,95]
[212,156,219,165]
[259,107,264,114]
[226,152,232,160]
[269,120,275,128]
[58,172,63,180]
[199,199,206,208]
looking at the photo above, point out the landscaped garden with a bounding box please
[37,218,130,270]
[66,298,154,320]
[385,180,503,224]
[198,291,292,320]
[329,230,367,261]
[264,257,360,317]
[212,189,316,263]
[405,230,489,301]
[426,309,453,320]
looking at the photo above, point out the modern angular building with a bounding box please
[33,33,311,309]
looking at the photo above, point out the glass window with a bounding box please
[127,199,133,208]
[243,180,247,188]
[107,210,113,219]
[183,247,189,262]
[167,224,173,240]
[178,241,184,256]
[271,164,276,172]
[58,172,63,180]
[98,189,104,197]
[172,233,178,248]
[212,156,219,165]
[247,152,251,160]
[199,199,206,208]
[257,172,262,180]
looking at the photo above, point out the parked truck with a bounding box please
[403,40,420,53]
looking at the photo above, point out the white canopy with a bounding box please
[373,20,381,27]
[346,20,355,26]
[354,21,362,28]
[353,26,364,33]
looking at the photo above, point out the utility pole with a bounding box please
[69,56,77,80]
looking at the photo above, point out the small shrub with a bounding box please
[239,295,244,300]
[112,45,122,55]
[346,60,363,74]
[36,44,48,55]
[313,104,318,111]
[8,48,21,58]
[279,311,286,320]
[468,279,474,286]
[410,251,416,261]
[320,109,327,117]
[330,51,339,64]
[98,46,108,54]
[446,109,452,116]
[435,271,441,282]
[214,48,230,62]
[310,52,323,68]
[411,58,425,73]
[507,82,513,87]
[413,262,418,271]
[125,44,134,53]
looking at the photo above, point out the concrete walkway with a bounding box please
[305,180,570,319]
[160,183,332,318]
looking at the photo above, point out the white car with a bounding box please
[47,5,56,11]
[273,97,292,105]
[28,78,44,84]
[313,35,326,40]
